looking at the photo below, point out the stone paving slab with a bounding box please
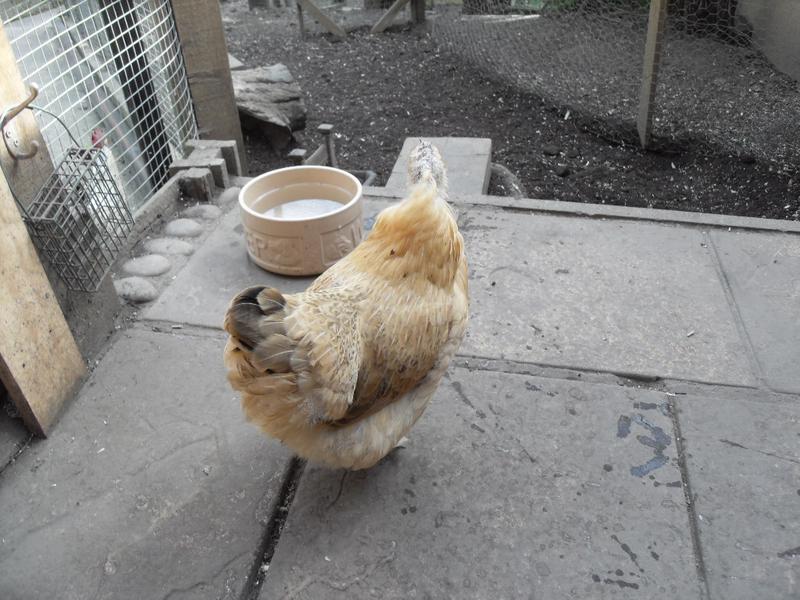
[147,199,754,386]
[0,409,27,467]
[676,394,800,600]
[384,137,492,196]
[710,229,800,393]
[261,367,700,599]
[0,328,290,600]
[461,208,755,386]
[144,200,390,329]
[144,207,312,328]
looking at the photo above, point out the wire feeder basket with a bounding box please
[24,147,133,292]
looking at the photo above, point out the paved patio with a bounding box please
[1,146,798,599]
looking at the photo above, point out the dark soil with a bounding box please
[221,1,798,220]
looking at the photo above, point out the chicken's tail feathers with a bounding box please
[224,286,287,355]
[408,141,447,194]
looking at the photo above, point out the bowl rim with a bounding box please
[239,165,363,223]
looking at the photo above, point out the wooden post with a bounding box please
[371,0,412,33]
[411,0,426,25]
[295,0,347,39]
[297,0,305,39]
[0,21,86,436]
[170,0,248,171]
[637,0,668,148]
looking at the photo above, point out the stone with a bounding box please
[171,151,229,189]
[0,329,291,599]
[218,186,242,208]
[566,148,580,158]
[175,167,215,203]
[182,204,222,221]
[709,229,800,393]
[164,218,203,238]
[122,254,171,277]
[232,65,307,147]
[228,52,245,71]
[184,140,242,177]
[261,368,700,599]
[555,164,570,177]
[144,206,317,327]
[543,143,561,156]
[676,392,800,599]
[113,276,158,303]
[148,197,754,387]
[459,205,754,386]
[0,403,27,468]
[143,238,195,256]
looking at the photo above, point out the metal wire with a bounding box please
[0,0,197,211]
[24,147,134,292]
[433,1,800,171]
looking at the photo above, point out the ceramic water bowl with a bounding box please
[239,166,363,276]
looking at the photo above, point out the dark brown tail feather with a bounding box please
[224,286,286,351]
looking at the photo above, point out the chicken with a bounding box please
[223,142,469,470]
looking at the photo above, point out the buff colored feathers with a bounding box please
[223,142,468,469]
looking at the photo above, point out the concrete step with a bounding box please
[383,137,492,197]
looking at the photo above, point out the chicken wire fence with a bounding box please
[0,0,197,211]
[433,0,800,172]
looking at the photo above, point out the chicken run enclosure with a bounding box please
[432,0,800,172]
[279,0,799,176]
[0,0,197,212]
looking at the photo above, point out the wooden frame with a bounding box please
[637,0,668,148]
[0,22,86,436]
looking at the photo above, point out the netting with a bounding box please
[433,0,800,172]
[0,0,197,210]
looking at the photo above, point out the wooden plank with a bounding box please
[637,0,668,148]
[371,0,412,34]
[297,1,306,39]
[170,0,248,171]
[0,22,87,436]
[304,144,328,166]
[0,25,55,208]
[296,0,347,38]
[411,0,426,25]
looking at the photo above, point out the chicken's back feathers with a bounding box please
[224,145,468,469]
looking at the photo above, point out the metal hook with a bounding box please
[1,83,41,160]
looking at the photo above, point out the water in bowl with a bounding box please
[262,198,343,220]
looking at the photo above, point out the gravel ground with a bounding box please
[221,0,799,220]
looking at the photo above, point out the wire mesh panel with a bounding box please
[25,147,134,291]
[0,0,197,211]
[433,0,800,171]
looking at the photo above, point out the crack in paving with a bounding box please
[240,456,306,600]
[718,438,800,466]
[668,398,711,600]
[706,232,768,390]
[0,433,33,478]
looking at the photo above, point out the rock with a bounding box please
[114,277,158,304]
[218,186,241,208]
[164,218,203,238]
[542,144,561,156]
[182,204,222,220]
[739,153,756,164]
[555,164,570,177]
[228,53,245,71]
[176,168,215,203]
[232,65,307,148]
[144,238,195,256]
[122,255,171,277]
[566,148,580,159]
